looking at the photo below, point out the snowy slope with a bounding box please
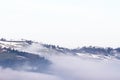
[0,39,120,60]
[0,40,65,57]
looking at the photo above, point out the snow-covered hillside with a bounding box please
[0,39,120,60]
[1,39,120,80]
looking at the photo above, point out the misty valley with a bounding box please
[0,39,120,80]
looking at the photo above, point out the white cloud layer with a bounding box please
[0,67,61,80]
[0,55,120,80]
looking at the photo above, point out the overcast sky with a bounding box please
[0,0,120,48]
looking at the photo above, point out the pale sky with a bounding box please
[0,0,120,48]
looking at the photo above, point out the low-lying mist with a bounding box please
[0,54,120,80]
[0,67,61,80]
[49,55,120,80]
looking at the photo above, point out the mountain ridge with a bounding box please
[0,38,120,60]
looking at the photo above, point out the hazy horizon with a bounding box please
[0,0,120,48]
